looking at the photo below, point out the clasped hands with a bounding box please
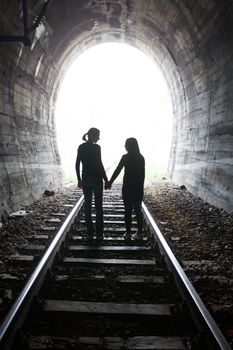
[105,181,112,190]
[78,180,112,190]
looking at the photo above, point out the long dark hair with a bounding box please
[82,127,100,141]
[125,138,141,155]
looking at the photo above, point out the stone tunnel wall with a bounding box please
[0,44,63,215]
[167,1,233,211]
[0,0,233,216]
[0,1,63,217]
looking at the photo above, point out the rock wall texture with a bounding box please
[0,0,63,216]
[0,0,233,214]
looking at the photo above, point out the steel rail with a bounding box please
[0,195,84,350]
[142,201,231,350]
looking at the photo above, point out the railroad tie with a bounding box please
[44,300,172,316]
[27,335,188,349]
[63,257,155,265]
[67,245,151,251]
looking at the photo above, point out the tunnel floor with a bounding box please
[1,180,233,275]
[1,180,233,277]
[0,180,233,344]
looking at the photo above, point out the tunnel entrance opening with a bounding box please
[55,43,173,183]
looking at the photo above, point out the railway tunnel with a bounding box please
[1,0,233,217]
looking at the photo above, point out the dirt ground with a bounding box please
[1,180,233,343]
[144,179,233,273]
[1,180,233,276]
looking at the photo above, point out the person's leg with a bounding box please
[132,199,143,240]
[122,189,133,236]
[93,179,103,237]
[83,184,94,236]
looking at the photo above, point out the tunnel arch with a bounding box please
[1,0,233,215]
[55,41,175,181]
[49,25,185,186]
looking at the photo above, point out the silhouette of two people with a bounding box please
[76,128,145,241]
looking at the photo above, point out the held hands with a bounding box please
[78,180,111,190]
[105,181,112,190]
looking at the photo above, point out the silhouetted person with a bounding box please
[108,138,145,240]
[76,127,108,241]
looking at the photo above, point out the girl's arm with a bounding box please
[99,146,108,182]
[142,156,145,184]
[75,147,82,187]
[109,157,124,186]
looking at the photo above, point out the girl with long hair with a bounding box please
[108,138,145,240]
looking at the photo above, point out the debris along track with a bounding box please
[0,189,231,350]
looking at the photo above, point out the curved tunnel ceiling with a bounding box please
[48,0,186,113]
[1,0,233,213]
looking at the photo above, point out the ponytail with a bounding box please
[82,128,100,142]
[82,133,88,141]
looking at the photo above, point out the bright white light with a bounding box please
[55,43,173,180]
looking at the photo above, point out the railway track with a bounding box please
[0,188,231,350]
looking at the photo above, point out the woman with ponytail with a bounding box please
[76,127,108,241]
[108,138,145,241]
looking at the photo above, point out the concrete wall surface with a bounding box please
[0,0,233,215]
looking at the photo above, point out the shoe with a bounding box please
[132,232,143,240]
[123,232,131,241]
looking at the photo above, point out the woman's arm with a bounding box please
[75,147,82,187]
[109,157,124,187]
[142,156,145,184]
[99,146,108,182]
